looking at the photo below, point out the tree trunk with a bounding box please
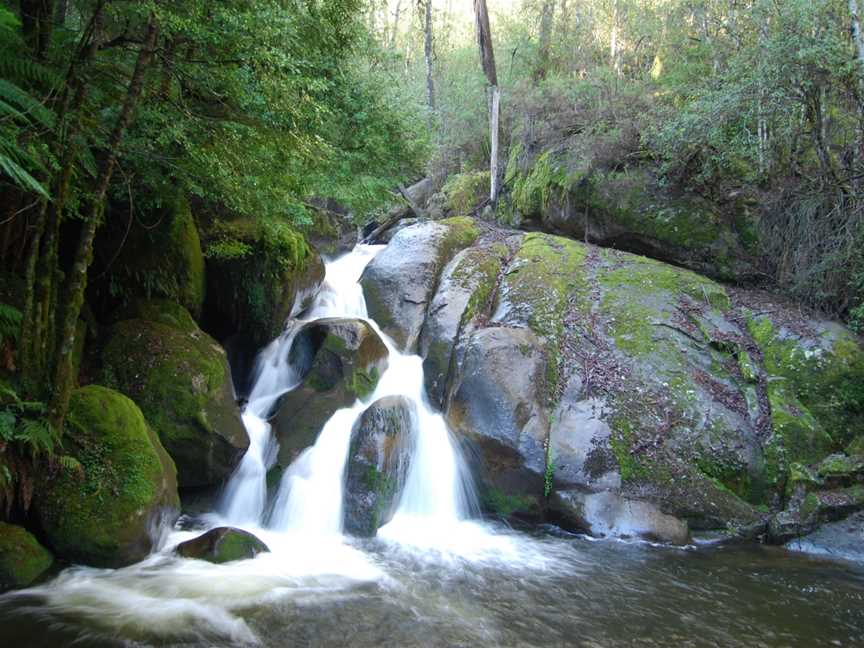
[423,0,435,113]
[849,0,864,171]
[390,0,402,48]
[610,0,621,78]
[473,0,500,202]
[533,0,555,84]
[19,0,54,58]
[48,13,158,431]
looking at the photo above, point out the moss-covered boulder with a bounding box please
[95,193,206,317]
[0,522,53,591]
[419,242,510,408]
[506,154,758,282]
[34,386,179,567]
[344,396,415,536]
[202,219,325,345]
[361,218,480,352]
[176,527,269,563]
[101,314,248,488]
[271,318,389,465]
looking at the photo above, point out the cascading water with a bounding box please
[219,243,477,540]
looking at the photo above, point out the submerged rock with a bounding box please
[101,313,248,489]
[786,511,864,562]
[272,318,389,465]
[343,396,416,536]
[361,217,480,352]
[176,527,269,563]
[550,490,691,545]
[35,386,179,567]
[0,522,53,591]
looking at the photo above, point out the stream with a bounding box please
[1,245,863,647]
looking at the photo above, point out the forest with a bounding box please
[0,1,863,645]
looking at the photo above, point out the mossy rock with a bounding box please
[101,316,248,488]
[419,242,509,407]
[176,527,269,564]
[0,522,53,591]
[343,396,415,536]
[272,318,389,465]
[96,193,206,318]
[34,386,179,567]
[748,314,864,450]
[443,171,490,215]
[506,157,757,281]
[112,298,199,333]
[202,219,325,345]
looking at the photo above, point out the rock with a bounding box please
[550,490,691,544]
[419,243,508,407]
[769,485,864,543]
[34,386,179,567]
[377,218,418,244]
[786,511,864,562]
[111,298,199,333]
[303,198,358,257]
[343,396,415,536]
[361,218,480,352]
[95,193,206,317]
[201,220,325,344]
[446,326,550,520]
[404,177,435,208]
[271,318,389,465]
[176,527,269,563]
[101,314,248,488]
[0,523,53,591]
[507,158,758,282]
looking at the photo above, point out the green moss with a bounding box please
[348,365,380,401]
[481,487,537,517]
[439,216,481,254]
[101,318,245,488]
[0,522,53,591]
[114,298,199,333]
[737,350,759,383]
[443,171,490,215]
[848,436,864,457]
[35,386,178,567]
[510,149,578,216]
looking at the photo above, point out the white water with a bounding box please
[4,243,559,645]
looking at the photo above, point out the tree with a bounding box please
[473,0,500,203]
[423,0,435,114]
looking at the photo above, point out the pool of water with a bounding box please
[2,522,862,647]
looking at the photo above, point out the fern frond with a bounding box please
[57,454,83,475]
[0,139,50,197]
[15,418,57,457]
[0,79,55,128]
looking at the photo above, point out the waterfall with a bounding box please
[220,244,477,539]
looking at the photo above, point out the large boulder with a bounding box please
[429,230,864,540]
[419,242,510,408]
[446,326,550,521]
[343,396,415,536]
[271,318,389,465]
[176,527,269,563]
[201,220,325,345]
[101,311,248,488]
[0,522,53,591]
[361,217,480,351]
[95,193,206,318]
[34,386,179,567]
[505,151,759,282]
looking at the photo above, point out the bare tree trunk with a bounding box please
[19,0,55,58]
[610,0,621,78]
[474,0,500,203]
[48,13,158,431]
[423,0,435,112]
[533,0,555,84]
[849,0,864,172]
[390,0,403,48]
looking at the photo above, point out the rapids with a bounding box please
[1,245,863,647]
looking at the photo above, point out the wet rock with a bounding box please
[419,243,509,407]
[176,527,269,563]
[361,217,480,352]
[446,326,550,520]
[343,396,415,536]
[303,198,358,257]
[101,314,248,489]
[35,386,179,567]
[550,490,691,545]
[0,523,53,591]
[272,318,389,465]
[786,511,864,562]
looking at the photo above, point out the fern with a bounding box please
[0,302,22,346]
[57,454,83,475]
